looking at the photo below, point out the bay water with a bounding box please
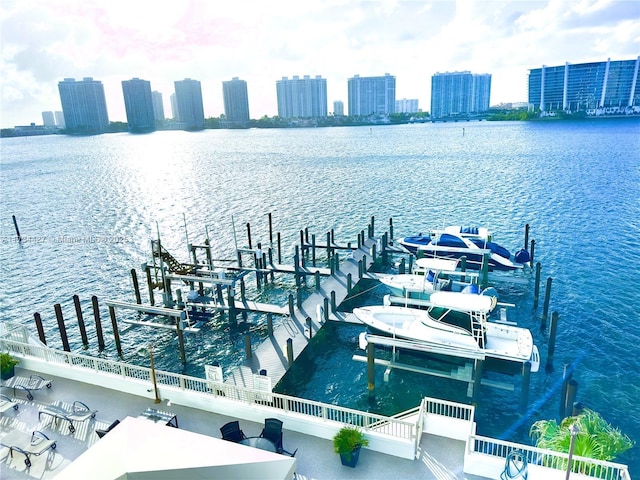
[1,119,638,473]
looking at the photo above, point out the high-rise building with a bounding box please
[222,77,250,126]
[42,111,56,127]
[347,74,396,116]
[528,57,640,113]
[430,71,491,119]
[58,77,109,133]
[152,91,165,122]
[54,111,65,128]
[276,75,327,119]
[170,94,178,120]
[174,79,205,130]
[395,99,419,114]
[333,100,344,116]
[121,78,156,133]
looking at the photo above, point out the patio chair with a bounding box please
[0,430,56,468]
[3,374,53,400]
[500,450,528,480]
[95,419,121,439]
[39,400,97,433]
[260,418,283,453]
[0,394,19,414]
[220,421,246,443]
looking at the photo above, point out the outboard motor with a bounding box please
[514,248,530,264]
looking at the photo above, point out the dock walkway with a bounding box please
[224,237,377,387]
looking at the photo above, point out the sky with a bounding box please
[1,0,639,128]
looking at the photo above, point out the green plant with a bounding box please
[333,426,369,461]
[530,409,633,462]
[0,352,19,373]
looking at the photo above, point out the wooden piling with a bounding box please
[530,239,536,266]
[399,258,405,274]
[331,291,336,313]
[286,338,294,366]
[108,305,122,356]
[267,314,273,336]
[277,232,282,264]
[246,222,252,249]
[33,312,46,345]
[370,215,375,237]
[91,295,105,350]
[524,223,529,251]
[244,335,252,359]
[294,247,301,288]
[176,316,186,364]
[144,265,155,306]
[176,289,184,309]
[347,273,352,294]
[564,379,578,418]
[12,215,21,241]
[311,234,316,266]
[326,231,331,260]
[389,218,394,241]
[73,295,88,347]
[559,364,572,418]
[314,270,321,290]
[534,262,541,309]
[131,269,141,304]
[367,342,375,392]
[268,212,273,245]
[306,317,313,340]
[541,277,553,328]
[288,294,295,317]
[227,286,237,325]
[323,298,329,322]
[54,303,70,352]
[296,288,302,309]
[480,253,489,288]
[546,311,559,371]
[520,361,532,413]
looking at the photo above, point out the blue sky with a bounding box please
[1,0,638,127]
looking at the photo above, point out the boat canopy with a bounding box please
[428,291,495,313]
[415,258,459,272]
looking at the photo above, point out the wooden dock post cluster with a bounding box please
[32,295,118,356]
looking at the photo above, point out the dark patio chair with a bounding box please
[96,419,121,439]
[260,418,283,453]
[220,421,246,443]
[282,447,297,457]
[500,450,528,480]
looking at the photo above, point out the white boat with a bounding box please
[398,226,531,272]
[377,257,482,300]
[353,292,539,372]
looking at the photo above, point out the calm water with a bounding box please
[1,120,639,473]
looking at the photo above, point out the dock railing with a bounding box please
[465,434,631,480]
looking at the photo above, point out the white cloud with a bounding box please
[0,0,638,127]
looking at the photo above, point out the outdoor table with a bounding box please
[239,436,277,452]
[138,408,178,428]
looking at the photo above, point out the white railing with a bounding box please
[468,435,631,480]
[0,334,414,440]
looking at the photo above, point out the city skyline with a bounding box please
[1,0,638,128]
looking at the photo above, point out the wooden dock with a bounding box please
[224,236,379,388]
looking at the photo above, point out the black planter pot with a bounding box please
[339,445,361,467]
[1,365,15,380]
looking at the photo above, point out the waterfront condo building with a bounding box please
[152,91,165,122]
[54,111,65,128]
[276,75,327,119]
[396,98,419,114]
[528,57,640,114]
[58,77,109,134]
[222,77,250,126]
[333,100,344,116]
[174,79,205,130]
[121,78,156,133]
[430,72,491,119]
[347,74,396,116]
[42,111,56,127]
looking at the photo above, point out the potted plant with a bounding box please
[0,352,19,380]
[333,426,369,467]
